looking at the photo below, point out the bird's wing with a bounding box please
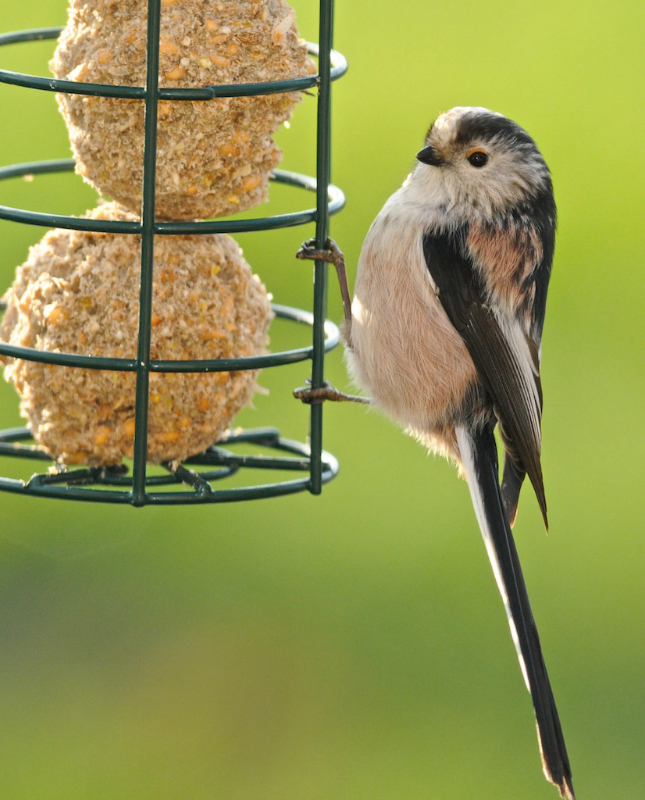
[500,233,552,526]
[464,213,554,524]
[422,228,547,527]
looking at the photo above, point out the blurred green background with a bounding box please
[0,1,644,798]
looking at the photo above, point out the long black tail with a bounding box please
[456,424,574,800]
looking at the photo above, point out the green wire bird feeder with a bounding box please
[0,0,347,505]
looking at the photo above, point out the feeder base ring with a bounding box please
[0,426,338,505]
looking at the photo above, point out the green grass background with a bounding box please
[0,1,644,798]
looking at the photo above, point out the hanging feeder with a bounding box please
[0,0,347,505]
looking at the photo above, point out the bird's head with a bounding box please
[409,106,553,223]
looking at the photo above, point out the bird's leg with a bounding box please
[294,239,366,404]
[293,379,370,405]
[296,237,353,333]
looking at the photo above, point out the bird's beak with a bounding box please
[416,144,446,167]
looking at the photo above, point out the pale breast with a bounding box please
[346,208,478,437]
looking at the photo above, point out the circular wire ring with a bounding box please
[0,303,341,372]
[0,28,348,98]
[0,160,346,234]
[0,425,340,504]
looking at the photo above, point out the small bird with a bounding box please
[345,107,574,798]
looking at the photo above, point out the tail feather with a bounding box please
[498,418,527,528]
[501,449,525,528]
[456,424,574,800]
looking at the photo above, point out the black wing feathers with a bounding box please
[463,304,547,527]
[422,229,547,527]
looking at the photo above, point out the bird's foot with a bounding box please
[296,237,344,267]
[293,380,370,405]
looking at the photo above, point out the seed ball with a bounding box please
[0,203,273,465]
[51,0,315,220]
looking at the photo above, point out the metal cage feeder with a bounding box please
[0,0,347,505]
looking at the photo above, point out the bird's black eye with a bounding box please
[467,150,489,168]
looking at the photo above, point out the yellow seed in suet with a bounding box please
[124,419,136,438]
[45,305,65,324]
[243,175,261,192]
[94,426,111,446]
[164,66,186,81]
[160,41,179,55]
[66,452,88,465]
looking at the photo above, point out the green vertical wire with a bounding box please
[309,0,334,494]
[132,0,161,506]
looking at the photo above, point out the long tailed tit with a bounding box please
[345,107,574,798]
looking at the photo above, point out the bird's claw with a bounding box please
[293,380,370,405]
[296,237,344,267]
